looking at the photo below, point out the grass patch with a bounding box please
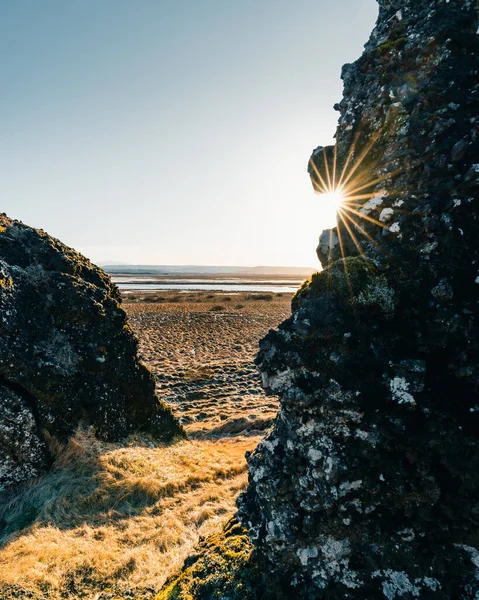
[0,429,258,600]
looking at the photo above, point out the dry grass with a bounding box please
[123,290,291,310]
[0,429,259,599]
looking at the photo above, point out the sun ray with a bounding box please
[337,130,360,190]
[338,208,366,258]
[343,193,379,203]
[309,157,329,195]
[328,228,335,263]
[332,144,337,194]
[340,208,382,249]
[341,204,390,230]
[341,160,372,189]
[323,148,333,192]
[340,130,382,190]
[336,221,354,298]
[345,168,403,197]
[326,228,335,289]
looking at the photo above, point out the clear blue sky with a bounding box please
[0,0,377,267]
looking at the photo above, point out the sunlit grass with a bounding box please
[0,429,259,600]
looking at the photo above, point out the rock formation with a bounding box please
[0,214,184,491]
[238,0,479,597]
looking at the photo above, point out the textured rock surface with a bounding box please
[238,0,479,598]
[0,383,50,492]
[0,214,184,490]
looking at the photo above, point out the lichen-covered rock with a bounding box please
[238,0,479,597]
[0,383,50,492]
[0,214,184,488]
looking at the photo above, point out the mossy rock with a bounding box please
[156,519,270,600]
[293,257,397,320]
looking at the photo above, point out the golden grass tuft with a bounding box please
[0,429,259,600]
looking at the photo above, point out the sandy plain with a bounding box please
[125,290,292,437]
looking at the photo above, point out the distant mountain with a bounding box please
[101,265,316,276]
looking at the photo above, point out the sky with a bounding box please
[0,0,378,267]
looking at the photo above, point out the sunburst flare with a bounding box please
[309,134,402,268]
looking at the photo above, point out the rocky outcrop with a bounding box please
[238,0,479,598]
[0,214,184,491]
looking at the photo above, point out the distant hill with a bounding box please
[102,265,316,276]
[244,266,315,276]
[96,261,132,267]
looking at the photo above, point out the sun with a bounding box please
[309,137,400,243]
[317,188,345,230]
[321,189,345,211]
[308,135,404,274]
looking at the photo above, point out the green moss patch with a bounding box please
[156,519,268,600]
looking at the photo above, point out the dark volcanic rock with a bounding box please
[0,214,184,490]
[0,383,50,491]
[238,0,479,598]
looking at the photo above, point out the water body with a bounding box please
[114,277,300,285]
[116,282,300,293]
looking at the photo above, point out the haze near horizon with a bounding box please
[0,0,378,267]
